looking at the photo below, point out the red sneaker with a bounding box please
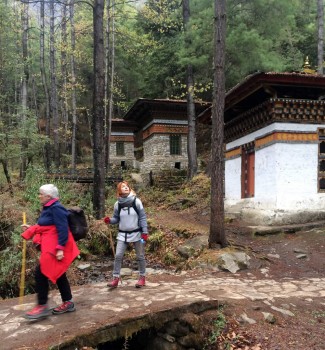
[25,304,50,320]
[135,276,146,288]
[107,277,120,289]
[52,301,75,315]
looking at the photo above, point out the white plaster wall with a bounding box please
[254,144,277,208]
[225,122,325,224]
[274,143,321,210]
[225,157,241,201]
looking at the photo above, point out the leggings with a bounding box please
[113,240,146,277]
[35,264,72,305]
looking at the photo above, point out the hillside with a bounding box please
[0,175,324,349]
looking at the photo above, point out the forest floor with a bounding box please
[145,205,325,350]
[1,178,324,349]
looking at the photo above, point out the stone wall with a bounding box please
[110,141,136,168]
[140,134,188,173]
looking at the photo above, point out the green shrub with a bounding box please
[204,308,227,349]
[147,230,164,252]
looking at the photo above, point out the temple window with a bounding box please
[116,141,125,156]
[170,135,181,155]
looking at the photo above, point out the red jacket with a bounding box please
[22,225,80,283]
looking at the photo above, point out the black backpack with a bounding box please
[68,207,89,241]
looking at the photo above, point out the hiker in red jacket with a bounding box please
[104,181,149,289]
[21,184,80,320]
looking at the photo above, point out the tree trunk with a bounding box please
[92,0,106,219]
[1,160,13,195]
[317,0,324,75]
[104,0,111,170]
[50,0,60,168]
[70,0,77,170]
[40,0,51,171]
[209,0,227,248]
[20,1,29,180]
[107,0,115,172]
[182,0,197,180]
[60,0,69,162]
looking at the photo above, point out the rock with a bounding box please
[179,313,201,333]
[120,268,133,276]
[239,312,256,324]
[130,173,144,185]
[77,263,91,271]
[218,252,250,273]
[293,248,308,254]
[296,254,307,259]
[267,253,280,259]
[162,321,189,337]
[271,306,295,316]
[146,337,182,350]
[260,268,269,277]
[177,236,207,259]
[178,333,202,348]
[262,312,276,323]
[157,332,176,343]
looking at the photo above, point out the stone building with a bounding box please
[110,98,209,174]
[200,71,325,225]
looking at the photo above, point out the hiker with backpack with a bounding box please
[21,184,80,320]
[104,181,148,288]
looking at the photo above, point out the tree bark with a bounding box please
[183,0,197,180]
[317,0,324,75]
[50,0,60,168]
[209,0,227,248]
[70,0,78,170]
[40,0,51,171]
[20,1,29,180]
[107,0,115,172]
[92,0,106,219]
[60,0,69,162]
[1,160,13,195]
[104,0,114,171]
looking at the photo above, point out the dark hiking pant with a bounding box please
[35,264,72,305]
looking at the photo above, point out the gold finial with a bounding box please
[302,56,316,74]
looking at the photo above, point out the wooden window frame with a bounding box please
[170,134,181,155]
[116,141,125,156]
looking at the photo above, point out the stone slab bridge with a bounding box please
[0,274,324,350]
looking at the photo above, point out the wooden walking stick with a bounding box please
[108,228,115,257]
[19,212,27,305]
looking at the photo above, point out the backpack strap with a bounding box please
[132,197,139,216]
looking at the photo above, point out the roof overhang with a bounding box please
[198,72,325,124]
[123,98,211,125]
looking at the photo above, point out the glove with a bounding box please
[141,233,148,242]
[104,217,110,224]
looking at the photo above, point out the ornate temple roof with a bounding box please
[198,71,325,124]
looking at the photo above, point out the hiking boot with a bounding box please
[25,304,50,320]
[107,277,120,289]
[135,276,146,288]
[52,301,75,315]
